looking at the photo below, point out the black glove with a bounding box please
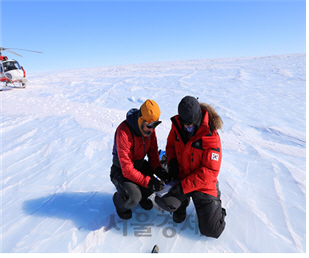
[169,183,184,195]
[169,158,179,180]
[154,167,171,183]
[148,177,165,192]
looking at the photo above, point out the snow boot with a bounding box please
[113,193,132,220]
[139,198,153,210]
[173,197,190,223]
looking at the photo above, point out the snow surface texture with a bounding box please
[0,54,306,253]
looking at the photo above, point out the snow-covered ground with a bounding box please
[0,54,306,253]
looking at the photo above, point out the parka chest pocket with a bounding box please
[191,139,203,150]
[190,139,204,167]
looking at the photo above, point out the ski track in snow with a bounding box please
[0,54,306,253]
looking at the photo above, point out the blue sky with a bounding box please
[0,0,306,72]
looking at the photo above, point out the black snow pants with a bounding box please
[155,183,226,239]
[110,158,154,213]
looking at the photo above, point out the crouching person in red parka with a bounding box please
[111,99,169,220]
[155,96,227,238]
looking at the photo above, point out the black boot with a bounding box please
[139,198,153,210]
[113,193,132,220]
[173,197,190,223]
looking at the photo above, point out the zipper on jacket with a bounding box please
[142,136,146,156]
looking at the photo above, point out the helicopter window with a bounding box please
[14,61,22,69]
[3,61,20,71]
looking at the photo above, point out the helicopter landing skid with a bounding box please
[0,81,26,91]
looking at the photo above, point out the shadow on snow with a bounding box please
[22,191,204,240]
[22,192,114,231]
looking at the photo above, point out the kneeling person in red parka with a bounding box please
[155,96,227,238]
[111,99,168,220]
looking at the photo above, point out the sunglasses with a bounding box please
[145,120,162,129]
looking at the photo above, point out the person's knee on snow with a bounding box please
[198,215,226,238]
[197,199,226,239]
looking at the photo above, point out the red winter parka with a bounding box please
[112,108,162,188]
[166,103,223,197]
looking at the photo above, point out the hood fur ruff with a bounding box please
[200,102,223,131]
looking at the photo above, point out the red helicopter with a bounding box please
[0,47,42,91]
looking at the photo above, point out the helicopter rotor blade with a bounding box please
[6,48,43,54]
[4,49,23,57]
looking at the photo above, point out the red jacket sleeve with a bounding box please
[116,124,151,188]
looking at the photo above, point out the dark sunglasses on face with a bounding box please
[145,120,162,129]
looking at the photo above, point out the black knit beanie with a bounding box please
[178,96,202,126]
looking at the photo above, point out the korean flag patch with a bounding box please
[211,153,219,161]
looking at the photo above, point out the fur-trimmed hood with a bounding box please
[199,102,223,131]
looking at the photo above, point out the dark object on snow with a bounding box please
[151,245,159,253]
